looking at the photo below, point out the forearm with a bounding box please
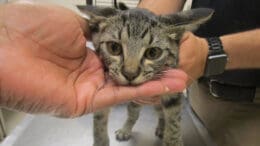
[138,0,186,15]
[220,29,260,69]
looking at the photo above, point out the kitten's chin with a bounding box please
[130,79,148,86]
[116,80,130,86]
[130,75,154,85]
[112,77,130,86]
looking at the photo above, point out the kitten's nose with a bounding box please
[121,67,141,81]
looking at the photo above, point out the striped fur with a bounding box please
[80,5,213,146]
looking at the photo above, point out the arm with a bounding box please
[178,29,260,83]
[138,0,186,15]
[221,29,260,69]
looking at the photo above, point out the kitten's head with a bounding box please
[79,6,213,85]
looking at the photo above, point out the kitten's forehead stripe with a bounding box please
[149,35,154,45]
[141,28,153,45]
[141,28,149,39]
[118,29,122,40]
[121,14,127,25]
[126,24,130,38]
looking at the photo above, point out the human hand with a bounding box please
[0,2,187,117]
[178,32,209,85]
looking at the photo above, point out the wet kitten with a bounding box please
[79,5,213,146]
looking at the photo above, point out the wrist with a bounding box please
[198,37,209,77]
[203,37,228,77]
[219,36,231,69]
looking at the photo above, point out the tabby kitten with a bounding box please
[79,5,213,146]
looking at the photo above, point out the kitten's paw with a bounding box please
[163,141,184,146]
[93,137,109,146]
[155,127,164,139]
[115,129,131,141]
[93,142,109,146]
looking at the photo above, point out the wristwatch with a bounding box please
[204,37,228,77]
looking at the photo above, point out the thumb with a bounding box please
[75,14,91,40]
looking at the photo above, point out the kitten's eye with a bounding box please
[144,47,163,60]
[106,42,122,56]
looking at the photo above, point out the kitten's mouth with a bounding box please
[108,69,157,86]
[128,81,143,86]
[108,66,168,87]
[110,75,146,86]
[126,76,152,86]
[114,78,141,86]
[108,71,130,86]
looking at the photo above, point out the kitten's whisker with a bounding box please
[152,74,163,80]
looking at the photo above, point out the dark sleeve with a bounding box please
[192,0,260,86]
[192,0,260,37]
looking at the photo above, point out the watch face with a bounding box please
[204,37,228,77]
[206,54,227,76]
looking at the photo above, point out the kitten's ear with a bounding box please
[77,5,119,32]
[77,5,119,18]
[160,8,214,40]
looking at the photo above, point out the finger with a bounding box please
[163,69,188,81]
[180,31,193,44]
[91,76,187,112]
[88,69,187,113]
[133,100,160,105]
[133,96,161,105]
[75,14,91,40]
[152,69,188,94]
[90,85,136,112]
[139,78,187,96]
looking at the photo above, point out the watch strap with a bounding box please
[204,37,227,77]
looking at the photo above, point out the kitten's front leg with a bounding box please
[93,109,110,146]
[115,102,141,141]
[162,93,183,146]
[154,105,165,139]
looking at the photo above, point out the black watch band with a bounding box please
[204,37,228,77]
